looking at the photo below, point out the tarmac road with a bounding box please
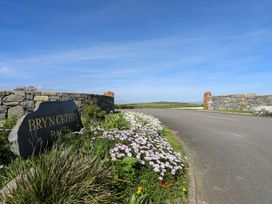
[132,109,272,204]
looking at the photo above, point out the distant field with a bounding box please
[115,102,203,109]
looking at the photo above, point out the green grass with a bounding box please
[115,102,203,109]
[100,113,130,130]
[0,143,120,204]
[206,109,252,115]
[260,113,272,117]
[162,128,189,203]
[0,117,18,166]
[163,128,186,156]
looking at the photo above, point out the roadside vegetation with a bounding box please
[115,102,203,109]
[207,106,272,117]
[205,109,252,115]
[0,105,188,203]
[251,106,272,117]
[0,118,18,166]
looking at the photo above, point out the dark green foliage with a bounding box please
[0,130,17,166]
[0,145,120,204]
[0,158,22,189]
[262,112,272,117]
[115,104,136,109]
[113,157,139,185]
[101,113,130,130]
[81,104,107,126]
[0,111,189,204]
[3,117,17,130]
[111,161,188,204]
[133,167,167,204]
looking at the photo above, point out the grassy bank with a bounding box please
[205,109,252,115]
[0,107,188,203]
[115,102,203,109]
[163,129,186,155]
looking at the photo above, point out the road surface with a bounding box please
[133,109,272,204]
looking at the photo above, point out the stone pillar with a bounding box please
[203,91,212,111]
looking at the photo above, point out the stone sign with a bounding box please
[9,100,83,159]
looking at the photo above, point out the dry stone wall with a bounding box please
[0,91,114,119]
[207,93,272,111]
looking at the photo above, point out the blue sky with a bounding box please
[0,0,272,103]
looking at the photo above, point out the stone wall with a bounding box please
[207,93,272,111]
[0,90,114,119]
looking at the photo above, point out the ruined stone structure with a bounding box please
[0,90,114,119]
[206,92,272,111]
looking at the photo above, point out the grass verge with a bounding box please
[204,109,252,115]
[163,128,186,156]
[162,128,189,203]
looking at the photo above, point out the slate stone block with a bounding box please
[9,100,83,159]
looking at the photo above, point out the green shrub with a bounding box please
[113,157,138,185]
[114,163,188,204]
[0,146,119,204]
[115,104,136,109]
[81,104,107,126]
[0,118,18,166]
[0,130,17,166]
[133,167,167,204]
[262,112,272,117]
[3,117,17,130]
[0,158,22,189]
[54,131,91,150]
[101,113,130,130]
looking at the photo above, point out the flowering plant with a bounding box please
[123,111,163,132]
[251,106,272,116]
[101,111,185,181]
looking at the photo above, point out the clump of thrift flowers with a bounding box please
[123,111,163,131]
[103,111,184,181]
[251,106,272,116]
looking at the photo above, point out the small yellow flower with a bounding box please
[136,186,143,195]
[182,188,187,193]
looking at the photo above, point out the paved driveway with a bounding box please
[132,109,272,204]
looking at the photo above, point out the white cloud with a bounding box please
[1,30,272,102]
[3,30,271,69]
[0,66,12,74]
